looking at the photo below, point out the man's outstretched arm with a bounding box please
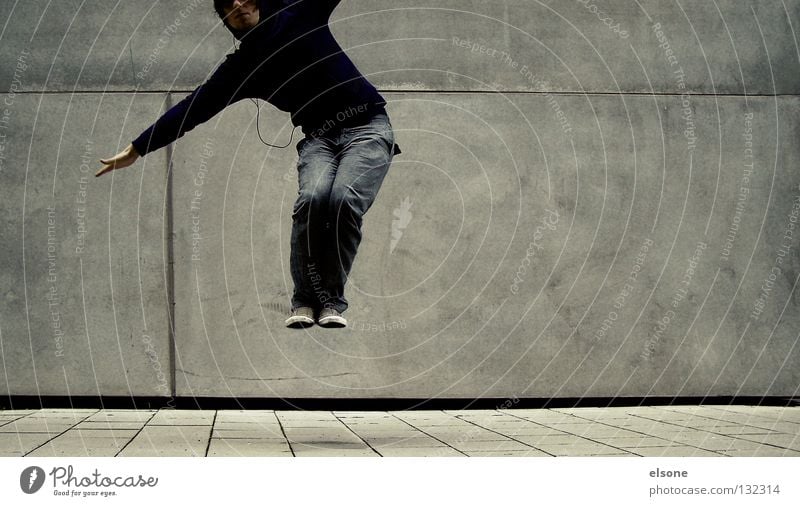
[97,53,249,177]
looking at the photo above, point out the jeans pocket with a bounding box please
[378,126,395,152]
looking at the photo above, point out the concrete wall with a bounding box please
[1,0,798,399]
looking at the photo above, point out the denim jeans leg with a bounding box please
[290,135,339,310]
[323,113,396,312]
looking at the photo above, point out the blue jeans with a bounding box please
[290,111,398,313]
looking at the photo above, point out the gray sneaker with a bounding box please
[285,307,315,328]
[317,307,347,328]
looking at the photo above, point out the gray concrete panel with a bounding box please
[0,93,172,396]
[1,0,798,400]
[0,0,229,93]
[1,1,798,94]
[168,92,800,398]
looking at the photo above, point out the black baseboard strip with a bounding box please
[1,395,797,411]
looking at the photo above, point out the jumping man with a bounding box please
[96,0,401,329]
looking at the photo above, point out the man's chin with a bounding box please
[231,20,259,31]
[240,18,259,30]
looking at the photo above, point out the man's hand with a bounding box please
[96,143,140,177]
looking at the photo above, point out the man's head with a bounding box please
[214,0,260,32]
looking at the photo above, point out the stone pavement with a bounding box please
[1,405,798,457]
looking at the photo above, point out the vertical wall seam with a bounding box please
[164,93,177,400]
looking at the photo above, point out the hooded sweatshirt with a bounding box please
[131,0,400,156]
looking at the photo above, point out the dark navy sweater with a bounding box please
[131,0,399,156]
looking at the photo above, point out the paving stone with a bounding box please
[636,429,708,439]
[214,411,276,423]
[506,409,577,418]
[471,424,552,434]
[571,416,639,424]
[391,410,443,417]
[84,411,156,423]
[535,444,628,456]
[363,436,449,449]
[668,431,738,440]
[445,409,508,415]
[287,435,364,446]
[707,426,780,436]
[20,416,86,424]
[453,412,516,418]
[292,448,379,457]
[542,418,601,425]
[586,453,639,457]
[342,421,410,430]
[594,436,682,448]
[513,417,580,425]
[422,427,504,439]
[692,416,764,425]
[340,417,403,423]
[717,439,772,451]
[673,422,744,430]
[732,434,800,450]
[275,411,338,421]
[741,422,800,433]
[450,440,534,452]
[552,407,631,415]
[60,429,140,439]
[538,423,613,432]
[615,423,684,433]
[404,421,475,428]
[0,433,56,456]
[27,409,94,420]
[336,415,395,421]
[74,421,147,430]
[351,429,430,438]
[376,447,464,457]
[27,437,129,457]
[26,411,94,420]
[514,434,589,446]
[721,447,800,457]
[211,429,285,439]
[0,420,73,433]
[291,441,371,451]
[453,420,521,428]
[147,410,215,425]
[212,421,282,429]
[776,412,800,423]
[208,438,292,457]
[393,413,469,425]
[283,429,360,440]
[501,427,572,437]
[279,421,344,428]
[116,426,211,457]
[347,427,423,435]
[466,449,552,457]
[628,447,723,457]
[562,428,647,438]
[666,438,755,451]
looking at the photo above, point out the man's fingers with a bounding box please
[95,162,114,177]
[96,150,137,177]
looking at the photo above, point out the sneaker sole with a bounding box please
[285,315,315,328]
[317,315,347,328]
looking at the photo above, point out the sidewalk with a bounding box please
[1,405,798,457]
